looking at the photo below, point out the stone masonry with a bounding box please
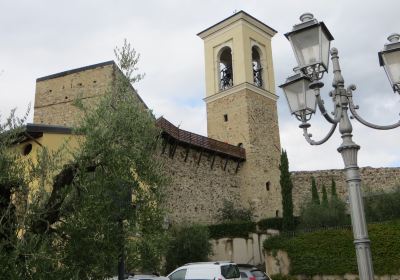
[30,11,400,225]
[207,88,282,219]
[158,141,242,224]
[34,61,115,127]
[291,167,400,215]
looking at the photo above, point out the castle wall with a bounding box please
[207,88,282,220]
[34,62,114,127]
[158,141,242,225]
[291,167,400,215]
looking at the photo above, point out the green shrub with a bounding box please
[364,187,400,222]
[165,225,212,273]
[215,199,254,222]
[270,274,298,280]
[208,221,256,239]
[258,217,300,231]
[299,197,349,229]
[311,177,320,205]
[264,219,400,275]
[258,217,283,230]
[280,150,295,231]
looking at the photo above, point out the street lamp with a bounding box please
[280,13,400,280]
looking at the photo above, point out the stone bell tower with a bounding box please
[198,11,282,218]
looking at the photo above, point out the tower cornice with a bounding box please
[203,82,278,104]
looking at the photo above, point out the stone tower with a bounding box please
[198,11,282,218]
[33,61,116,127]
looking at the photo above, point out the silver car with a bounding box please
[238,265,270,280]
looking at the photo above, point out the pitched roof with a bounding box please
[156,117,246,161]
[197,10,277,39]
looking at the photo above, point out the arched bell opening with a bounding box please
[252,46,263,88]
[219,47,233,90]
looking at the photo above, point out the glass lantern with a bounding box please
[280,72,316,121]
[379,33,400,94]
[284,13,334,80]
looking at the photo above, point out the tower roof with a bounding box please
[197,10,277,39]
[36,61,115,82]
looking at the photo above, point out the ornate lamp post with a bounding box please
[280,13,400,280]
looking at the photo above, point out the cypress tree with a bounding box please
[322,185,328,206]
[311,177,320,205]
[280,150,295,231]
[331,178,337,198]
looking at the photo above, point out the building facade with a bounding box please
[26,11,399,224]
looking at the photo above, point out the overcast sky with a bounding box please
[1,0,399,171]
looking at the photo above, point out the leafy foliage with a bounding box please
[311,177,320,205]
[270,274,298,280]
[364,187,400,223]
[321,185,328,206]
[258,217,300,231]
[264,220,400,275]
[215,199,254,223]
[208,221,256,239]
[299,197,349,229]
[165,225,212,273]
[0,40,167,279]
[330,178,337,197]
[279,150,295,231]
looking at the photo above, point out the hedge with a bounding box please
[208,218,302,239]
[208,221,256,239]
[258,217,300,231]
[263,219,400,275]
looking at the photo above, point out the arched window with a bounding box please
[252,46,262,88]
[219,47,233,90]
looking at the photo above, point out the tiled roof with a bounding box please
[156,117,245,161]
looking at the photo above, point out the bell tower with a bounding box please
[198,11,282,218]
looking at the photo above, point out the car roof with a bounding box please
[184,261,235,266]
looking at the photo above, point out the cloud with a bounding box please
[1,0,399,171]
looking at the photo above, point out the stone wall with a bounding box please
[34,62,115,127]
[291,167,400,215]
[210,232,278,266]
[158,140,243,225]
[206,88,282,220]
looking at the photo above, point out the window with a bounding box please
[251,270,266,277]
[252,46,262,88]
[275,210,279,217]
[266,181,270,191]
[224,114,228,122]
[221,264,240,279]
[23,143,32,156]
[219,47,233,90]
[169,269,187,280]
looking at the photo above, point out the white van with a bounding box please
[167,262,241,280]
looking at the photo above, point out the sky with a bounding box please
[1,0,399,171]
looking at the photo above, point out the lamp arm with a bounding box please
[302,122,338,145]
[347,85,400,130]
[315,89,342,124]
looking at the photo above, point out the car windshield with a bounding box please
[221,264,240,279]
